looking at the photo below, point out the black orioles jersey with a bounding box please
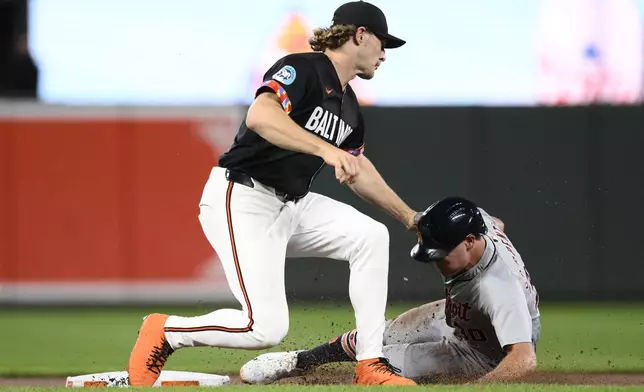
[218,52,366,198]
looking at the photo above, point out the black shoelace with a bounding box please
[368,357,402,375]
[145,339,174,375]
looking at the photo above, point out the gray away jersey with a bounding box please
[443,209,540,364]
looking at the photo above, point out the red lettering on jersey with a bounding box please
[494,226,520,265]
[493,221,538,300]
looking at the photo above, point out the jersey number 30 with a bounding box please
[453,321,488,342]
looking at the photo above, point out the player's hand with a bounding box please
[405,211,422,231]
[320,146,360,184]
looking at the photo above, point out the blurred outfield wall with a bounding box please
[1,102,643,304]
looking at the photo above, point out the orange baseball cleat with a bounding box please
[353,357,417,385]
[127,313,174,386]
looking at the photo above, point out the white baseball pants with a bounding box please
[382,299,495,381]
[164,166,389,361]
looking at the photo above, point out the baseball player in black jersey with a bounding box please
[128,1,418,386]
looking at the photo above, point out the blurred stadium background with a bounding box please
[3,1,644,387]
[1,0,644,320]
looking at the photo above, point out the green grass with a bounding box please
[536,302,644,372]
[1,301,643,379]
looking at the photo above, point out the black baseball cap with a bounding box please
[332,1,406,49]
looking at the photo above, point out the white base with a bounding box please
[66,370,230,387]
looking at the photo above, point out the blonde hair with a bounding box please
[308,24,357,52]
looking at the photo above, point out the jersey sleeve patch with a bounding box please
[261,80,292,114]
[345,143,365,156]
[272,65,297,85]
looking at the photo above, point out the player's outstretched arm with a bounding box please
[475,342,536,383]
[347,154,418,230]
[478,275,535,383]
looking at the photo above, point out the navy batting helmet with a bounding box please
[411,196,487,263]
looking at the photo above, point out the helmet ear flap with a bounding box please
[410,243,426,262]
[411,221,449,263]
[409,196,486,263]
[410,243,447,263]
